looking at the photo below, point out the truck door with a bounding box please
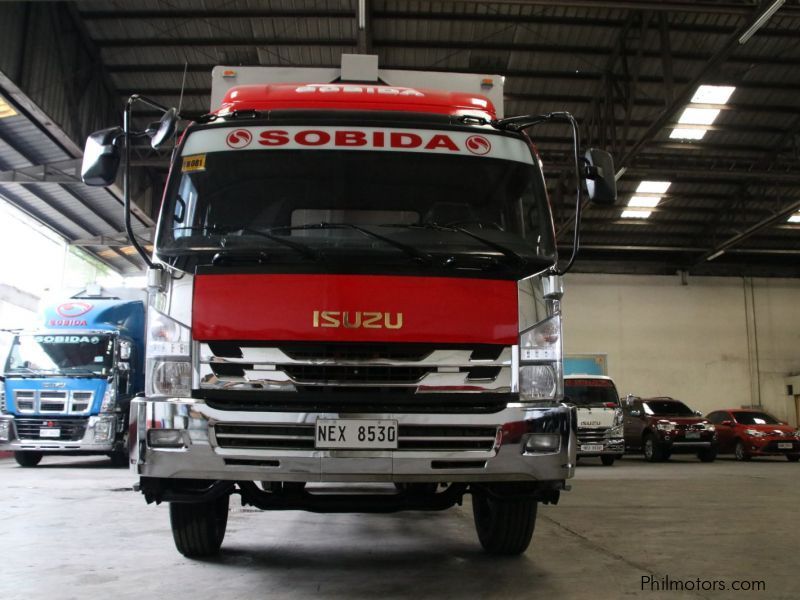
[623,399,645,450]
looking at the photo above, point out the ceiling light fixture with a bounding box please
[621,209,652,219]
[678,107,721,125]
[669,128,707,140]
[788,213,800,223]
[691,85,736,105]
[628,196,661,208]
[636,181,672,194]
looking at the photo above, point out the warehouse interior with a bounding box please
[1,1,799,599]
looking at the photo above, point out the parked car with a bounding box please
[706,409,800,462]
[622,397,717,462]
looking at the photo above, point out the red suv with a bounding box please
[623,397,717,462]
[706,409,800,462]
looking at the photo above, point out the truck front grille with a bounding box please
[12,390,93,414]
[14,418,88,441]
[197,342,514,412]
[213,423,498,452]
[577,427,608,443]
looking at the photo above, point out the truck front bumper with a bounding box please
[0,414,118,453]
[130,396,576,484]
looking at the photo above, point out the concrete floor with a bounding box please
[1,454,796,600]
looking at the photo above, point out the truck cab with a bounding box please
[564,375,624,466]
[0,291,146,466]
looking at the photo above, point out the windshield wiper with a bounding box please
[225,227,321,261]
[273,223,433,265]
[381,222,527,266]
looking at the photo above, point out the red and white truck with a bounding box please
[81,55,616,557]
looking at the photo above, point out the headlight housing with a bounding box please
[605,423,624,439]
[519,314,562,402]
[100,384,116,413]
[745,429,766,437]
[656,421,676,432]
[0,419,10,442]
[146,307,192,398]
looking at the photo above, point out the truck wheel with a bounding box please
[643,434,664,462]
[786,454,800,463]
[698,447,717,462]
[14,451,43,467]
[600,455,615,466]
[169,494,230,558]
[734,440,751,461]
[472,490,537,555]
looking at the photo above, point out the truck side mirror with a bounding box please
[147,107,178,150]
[695,410,703,417]
[630,409,642,417]
[584,148,617,206]
[81,127,122,186]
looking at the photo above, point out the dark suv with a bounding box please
[623,397,718,462]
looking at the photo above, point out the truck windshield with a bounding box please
[5,334,114,377]
[157,124,556,273]
[643,400,695,417]
[564,379,619,407]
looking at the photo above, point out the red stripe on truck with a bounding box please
[192,274,518,344]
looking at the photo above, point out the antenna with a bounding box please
[177,61,188,118]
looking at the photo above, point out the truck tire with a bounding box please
[472,490,537,555]
[643,433,664,462]
[697,447,717,462]
[169,495,230,558]
[600,455,615,466]
[14,451,43,467]
[734,440,751,461]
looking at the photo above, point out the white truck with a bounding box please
[564,374,624,465]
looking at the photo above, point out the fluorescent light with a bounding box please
[739,0,785,45]
[706,250,725,261]
[678,108,720,126]
[621,209,652,219]
[628,196,661,208]
[0,96,17,119]
[636,181,671,194]
[691,85,736,105]
[788,213,800,223]
[670,128,707,140]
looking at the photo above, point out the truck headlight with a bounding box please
[0,419,10,442]
[656,421,676,432]
[146,307,192,398]
[94,416,115,443]
[519,314,562,401]
[606,424,623,439]
[100,385,116,413]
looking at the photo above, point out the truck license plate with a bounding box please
[315,419,398,449]
[580,444,604,452]
[686,432,701,439]
[40,428,60,438]
[778,443,793,450]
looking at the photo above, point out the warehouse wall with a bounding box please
[561,273,800,425]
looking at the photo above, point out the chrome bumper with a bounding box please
[130,396,576,484]
[0,415,117,452]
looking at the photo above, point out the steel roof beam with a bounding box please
[79,9,354,20]
[694,198,800,264]
[96,37,356,48]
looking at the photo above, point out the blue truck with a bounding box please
[0,289,145,467]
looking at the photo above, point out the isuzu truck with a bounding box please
[0,288,145,466]
[80,55,616,557]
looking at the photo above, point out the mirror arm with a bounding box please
[493,112,583,275]
[123,97,155,269]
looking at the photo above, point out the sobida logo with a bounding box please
[259,129,461,152]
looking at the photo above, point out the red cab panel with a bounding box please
[192,274,517,344]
